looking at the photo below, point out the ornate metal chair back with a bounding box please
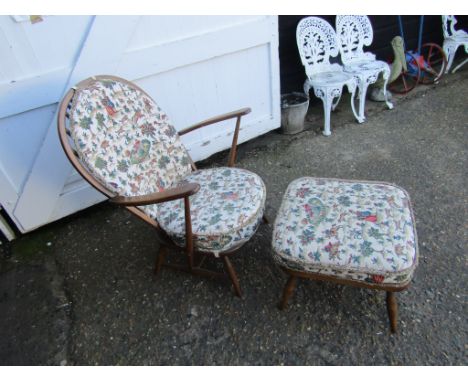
[442,15,460,39]
[296,17,341,77]
[335,15,374,66]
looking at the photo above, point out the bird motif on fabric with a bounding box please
[129,183,139,194]
[303,198,328,226]
[386,195,402,209]
[221,191,239,201]
[357,211,378,223]
[295,187,311,198]
[338,212,347,222]
[100,140,110,149]
[325,225,342,239]
[324,241,341,260]
[132,110,143,124]
[101,96,117,116]
[143,98,153,113]
[394,244,405,257]
[246,177,257,186]
[109,182,119,190]
[129,139,151,164]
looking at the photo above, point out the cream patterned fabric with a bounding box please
[272,177,418,286]
[152,167,266,253]
[69,77,192,204]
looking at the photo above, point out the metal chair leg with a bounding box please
[316,88,333,136]
[443,42,456,73]
[382,67,394,110]
[452,57,468,73]
[357,81,369,123]
[346,79,363,124]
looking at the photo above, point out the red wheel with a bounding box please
[388,51,421,94]
[418,43,447,84]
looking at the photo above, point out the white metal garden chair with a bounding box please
[296,17,360,136]
[442,15,468,73]
[335,15,393,122]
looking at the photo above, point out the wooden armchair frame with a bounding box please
[57,75,262,297]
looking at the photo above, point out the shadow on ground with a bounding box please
[1,69,467,365]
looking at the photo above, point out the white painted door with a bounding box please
[0,15,280,234]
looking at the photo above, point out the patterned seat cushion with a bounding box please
[272,177,418,286]
[148,167,266,253]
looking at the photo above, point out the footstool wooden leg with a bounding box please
[279,275,298,310]
[223,255,242,298]
[154,246,167,276]
[386,291,398,333]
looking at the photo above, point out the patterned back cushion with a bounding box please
[69,77,192,198]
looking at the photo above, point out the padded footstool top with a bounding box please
[272,177,418,286]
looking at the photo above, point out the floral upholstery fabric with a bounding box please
[149,167,266,253]
[69,77,192,202]
[272,177,418,286]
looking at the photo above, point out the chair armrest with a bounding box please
[179,107,251,167]
[111,182,198,259]
[109,183,200,207]
[178,108,251,136]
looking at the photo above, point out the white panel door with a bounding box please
[10,16,141,232]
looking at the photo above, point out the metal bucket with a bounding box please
[280,92,309,134]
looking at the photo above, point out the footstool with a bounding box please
[272,177,418,333]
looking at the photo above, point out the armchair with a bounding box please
[57,75,266,297]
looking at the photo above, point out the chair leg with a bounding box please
[386,291,398,334]
[345,79,363,124]
[331,92,342,111]
[357,81,369,123]
[452,57,468,73]
[303,79,312,97]
[222,255,242,297]
[315,87,334,136]
[382,67,394,110]
[154,245,167,276]
[443,41,456,73]
[279,275,297,310]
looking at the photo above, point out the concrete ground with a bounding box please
[1,69,467,366]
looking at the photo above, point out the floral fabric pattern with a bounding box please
[151,167,266,253]
[69,78,192,205]
[272,177,418,286]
